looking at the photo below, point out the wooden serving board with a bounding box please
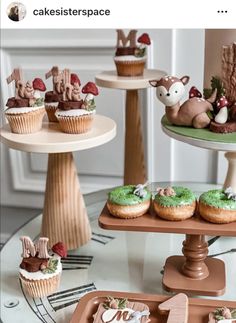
[70,291,236,323]
[99,205,236,236]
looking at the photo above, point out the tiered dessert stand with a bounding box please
[99,117,236,297]
[0,115,116,250]
[96,69,166,185]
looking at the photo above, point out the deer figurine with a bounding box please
[150,76,217,128]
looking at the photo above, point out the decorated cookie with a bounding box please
[199,188,236,223]
[55,68,98,134]
[5,68,46,134]
[158,293,188,323]
[93,296,150,322]
[150,75,217,129]
[19,236,67,297]
[107,184,151,219]
[114,30,151,77]
[154,186,196,221]
[208,307,236,323]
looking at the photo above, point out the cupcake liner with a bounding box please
[45,105,59,122]
[115,60,146,76]
[57,114,94,134]
[20,273,61,298]
[5,108,45,134]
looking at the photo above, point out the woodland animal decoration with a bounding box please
[150,76,217,129]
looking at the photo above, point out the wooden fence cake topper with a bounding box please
[6,68,23,98]
[158,293,188,323]
[45,66,63,94]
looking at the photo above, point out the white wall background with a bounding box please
[0,29,227,208]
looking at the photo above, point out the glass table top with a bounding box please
[1,183,236,323]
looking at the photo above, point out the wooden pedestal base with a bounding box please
[162,235,226,296]
[124,90,146,185]
[224,152,236,192]
[41,152,91,250]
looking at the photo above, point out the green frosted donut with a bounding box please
[199,189,236,210]
[155,186,195,207]
[108,185,151,206]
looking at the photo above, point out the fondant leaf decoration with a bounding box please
[42,258,58,274]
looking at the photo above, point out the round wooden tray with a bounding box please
[161,116,236,152]
[96,69,166,90]
[0,115,116,153]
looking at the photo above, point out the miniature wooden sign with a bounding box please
[6,68,23,98]
[158,293,188,323]
[45,66,61,94]
[116,29,137,48]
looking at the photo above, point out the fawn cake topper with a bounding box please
[150,42,236,132]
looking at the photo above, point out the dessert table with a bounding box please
[0,116,116,250]
[1,184,236,323]
[96,69,166,185]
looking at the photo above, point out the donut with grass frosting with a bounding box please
[107,185,151,219]
[199,189,236,223]
[154,186,196,221]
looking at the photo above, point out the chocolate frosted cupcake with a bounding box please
[19,236,67,298]
[5,69,46,134]
[114,30,151,76]
[55,69,99,134]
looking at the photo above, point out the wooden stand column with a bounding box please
[162,234,226,296]
[42,152,91,250]
[182,235,209,280]
[124,90,146,185]
[224,152,236,192]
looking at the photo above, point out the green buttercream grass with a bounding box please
[155,186,195,207]
[108,185,151,206]
[200,189,236,211]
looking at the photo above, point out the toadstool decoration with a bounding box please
[215,96,229,124]
[135,33,151,57]
[51,242,67,258]
[82,82,99,110]
[189,86,202,99]
[71,73,81,86]
[33,78,46,98]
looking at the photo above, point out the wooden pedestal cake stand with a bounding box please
[95,69,166,185]
[0,115,116,250]
[99,201,236,296]
[161,116,236,191]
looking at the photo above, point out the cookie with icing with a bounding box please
[93,297,150,323]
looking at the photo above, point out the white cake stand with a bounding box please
[162,121,236,191]
[96,69,166,185]
[0,115,116,250]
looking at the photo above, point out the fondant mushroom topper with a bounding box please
[149,76,217,129]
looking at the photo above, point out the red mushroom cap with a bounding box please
[33,78,46,91]
[137,33,151,45]
[189,86,202,98]
[216,96,228,109]
[52,242,67,258]
[71,73,81,86]
[82,82,99,96]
